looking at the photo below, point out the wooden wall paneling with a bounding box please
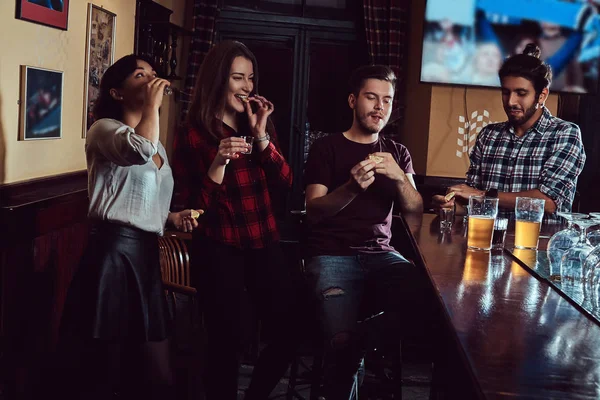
[0,172,89,399]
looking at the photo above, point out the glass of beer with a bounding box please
[467,195,499,251]
[515,197,545,249]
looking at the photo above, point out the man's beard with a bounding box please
[507,102,538,126]
[356,112,386,134]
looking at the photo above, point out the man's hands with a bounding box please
[432,184,485,211]
[347,152,408,193]
[347,159,376,192]
[448,184,485,202]
[370,152,407,184]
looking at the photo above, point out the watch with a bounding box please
[485,188,498,198]
[255,133,270,143]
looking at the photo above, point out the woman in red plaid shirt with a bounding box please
[171,41,297,400]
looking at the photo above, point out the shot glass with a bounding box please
[515,197,545,249]
[164,86,173,96]
[492,217,508,250]
[239,136,254,154]
[439,207,455,232]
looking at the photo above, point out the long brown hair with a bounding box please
[186,40,260,142]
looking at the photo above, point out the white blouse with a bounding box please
[85,118,174,235]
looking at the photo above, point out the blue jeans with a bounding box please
[306,252,421,399]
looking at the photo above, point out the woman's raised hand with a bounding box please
[145,78,170,109]
[245,95,274,137]
[214,137,251,165]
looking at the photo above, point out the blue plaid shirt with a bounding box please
[466,107,586,221]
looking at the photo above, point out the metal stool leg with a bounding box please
[310,349,323,400]
[287,357,299,400]
[394,339,403,399]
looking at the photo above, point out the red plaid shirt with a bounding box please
[172,123,292,249]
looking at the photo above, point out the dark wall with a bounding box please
[577,94,600,213]
[0,171,89,399]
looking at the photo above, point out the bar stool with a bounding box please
[286,309,400,400]
[283,210,400,399]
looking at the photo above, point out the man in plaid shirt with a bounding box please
[434,43,586,221]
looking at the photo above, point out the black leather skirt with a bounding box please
[59,221,170,342]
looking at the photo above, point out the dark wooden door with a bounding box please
[306,33,368,135]
[216,8,367,214]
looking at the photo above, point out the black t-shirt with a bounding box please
[303,133,415,257]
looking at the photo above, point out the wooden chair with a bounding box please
[158,232,197,327]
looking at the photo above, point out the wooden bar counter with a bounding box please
[397,212,600,400]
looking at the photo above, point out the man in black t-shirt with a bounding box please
[303,65,424,399]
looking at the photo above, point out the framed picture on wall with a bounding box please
[16,0,70,30]
[83,4,116,137]
[19,65,64,141]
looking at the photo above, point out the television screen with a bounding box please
[421,0,600,93]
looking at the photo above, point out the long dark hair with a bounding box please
[93,54,156,121]
[499,43,552,97]
[186,41,262,142]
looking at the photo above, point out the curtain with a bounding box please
[180,0,219,121]
[363,0,410,128]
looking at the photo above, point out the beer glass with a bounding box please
[548,212,588,281]
[467,195,498,251]
[562,217,597,281]
[515,197,545,249]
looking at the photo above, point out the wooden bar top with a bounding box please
[400,212,600,399]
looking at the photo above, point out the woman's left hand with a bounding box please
[170,209,202,232]
[245,95,274,137]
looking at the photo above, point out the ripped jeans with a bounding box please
[306,252,420,399]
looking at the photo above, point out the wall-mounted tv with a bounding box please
[421,0,600,93]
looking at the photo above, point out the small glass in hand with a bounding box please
[239,136,254,154]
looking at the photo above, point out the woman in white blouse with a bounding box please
[56,54,198,400]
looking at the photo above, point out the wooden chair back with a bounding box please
[158,233,193,289]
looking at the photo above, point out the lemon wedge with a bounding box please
[190,209,204,219]
[368,154,384,164]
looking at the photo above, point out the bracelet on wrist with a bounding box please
[255,133,270,143]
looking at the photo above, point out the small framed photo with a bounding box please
[83,4,116,137]
[19,66,63,141]
[16,0,70,30]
